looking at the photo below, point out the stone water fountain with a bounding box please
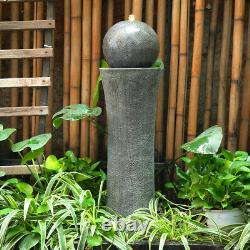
[101,15,163,216]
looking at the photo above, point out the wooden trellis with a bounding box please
[0,0,54,175]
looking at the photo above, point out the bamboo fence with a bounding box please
[32,2,44,136]
[69,0,82,155]
[174,0,190,158]
[238,2,250,151]
[217,0,233,146]
[90,0,102,160]
[10,3,19,142]
[81,0,91,157]
[156,0,166,161]
[2,0,250,165]
[228,0,245,151]
[203,0,219,130]
[187,0,205,142]
[22,2,31,140]
[166,0,181,160]
[63,0,71,150]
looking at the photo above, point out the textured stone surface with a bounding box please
[103,20,159,68]
[100,68,162,216]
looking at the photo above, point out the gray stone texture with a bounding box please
[103,20,159,68]
[100,68,162,216]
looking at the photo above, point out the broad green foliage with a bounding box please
[52,104,102,129]
[11,134,52,152]
[44,151,106,196]
[181,125,223,154]
[0,173,124,250]
[0,124,16,142]
[172,126,250,210]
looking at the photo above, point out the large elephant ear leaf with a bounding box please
[11,133,52,152]
[0,124,16,142]
[181,125,223,154]
[52,104,102,129]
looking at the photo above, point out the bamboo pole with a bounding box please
[166,0,180,160]
[156,0,166,160]
[175,0,190,158]
[187,0,205,142]
[63,0,70,150]
[124,0,132,19]
[32,2,44,136]
[227,0,245,151]
[107,0,114,28]
[203,0,219,129]
[132,0,143,21]
[90,0,102,160]
[217,0,233,146]
[22,2,31,140]
[69,0,82,155]
[239,3,250,151]
[145,0,154,26]
[10,3,19,141]
[81,0,91,157]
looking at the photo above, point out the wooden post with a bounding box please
[107,0,114,28]
[145,0,154,26]
[69,0,82,155]
[187,0,205,142]
[132,0,143,21]
[156,0,166,160]
[32,2,44,136]
[175,0,190,158]
[90,0,102,160]
[81,0,91,157]
[166,0,180,160]
[63,0,71,150]
[228,0,245,151]
[239,3,250,151]
[22,2,31,140]
[124,0,132,19]
[203,0,219,129]
[217,0,233,146]
[10,3,19,141]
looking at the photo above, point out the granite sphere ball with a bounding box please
[103,16,160,68]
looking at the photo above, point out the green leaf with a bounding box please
[53,104,102,128]
[181,126,223,154]
[0,128,16,141]
[0,210,18,247]
[57,225,67,250]
[206,187,224,202]
[45,155,62,171]
[21,147,44,165]
[93,59,109,107]
[0,124,3,130]
[11,133,52,152]
[19,233,40,250]
[38,221,46,250]
[165,182,175,189]
[23,198,34,220]
[176,166,189,181]
[16,182,33,197]
[0,208,13,216]
[152,58,164,69]
[0,171,5,177]
[37,203,50,214]
[87,235,102,248]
